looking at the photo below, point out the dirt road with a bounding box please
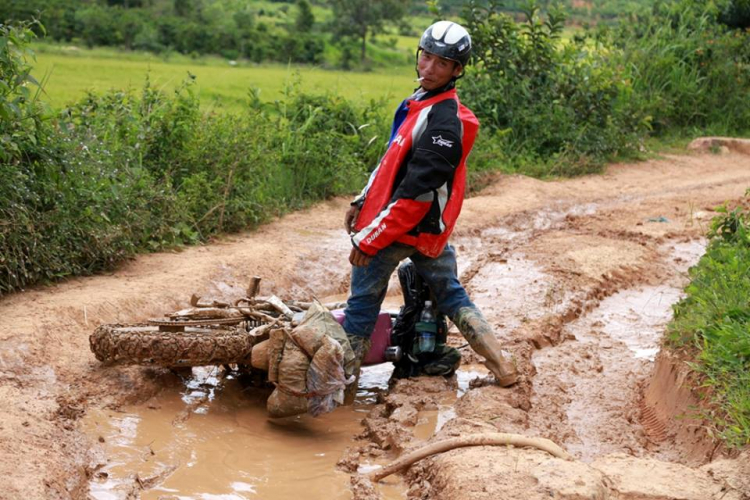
[1,149,749,499]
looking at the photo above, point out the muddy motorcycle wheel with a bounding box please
[89,323,255,368]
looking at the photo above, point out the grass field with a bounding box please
[31,44,416,113]
[28,23,586,116]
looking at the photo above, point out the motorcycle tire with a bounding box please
[90,323,254,367]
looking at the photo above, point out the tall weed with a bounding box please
[613,9,750,135]
[0,21,50,163]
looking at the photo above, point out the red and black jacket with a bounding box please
[351,88,479,258]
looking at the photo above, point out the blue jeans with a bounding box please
[343,243,474,338]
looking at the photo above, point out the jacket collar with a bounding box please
[407,88,457,110]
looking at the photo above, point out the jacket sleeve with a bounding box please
[352,102,463,255]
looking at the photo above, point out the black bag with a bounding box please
[391,261,461,379]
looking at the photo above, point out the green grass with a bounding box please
[668,201,750,448]
[31,43,415,113]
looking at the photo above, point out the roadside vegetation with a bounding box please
[1,21,391,295]
[462,0,750,176]
[668,197,750,448]
[2,0,749,289]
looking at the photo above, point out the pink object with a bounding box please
[331,309,392,366]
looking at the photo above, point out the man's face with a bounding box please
[417,50,463,91]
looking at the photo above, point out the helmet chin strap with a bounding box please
[414,47,422,79]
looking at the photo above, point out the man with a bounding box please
[343,21,519,391]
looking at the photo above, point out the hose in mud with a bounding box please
[369,432,574,482]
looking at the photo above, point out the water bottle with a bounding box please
[415,300,437,353]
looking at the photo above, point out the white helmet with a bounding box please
[419,21,472,67]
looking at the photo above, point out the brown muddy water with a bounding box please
[84,365,393,499]
[84,360,485,499]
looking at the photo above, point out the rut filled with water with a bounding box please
[85,366,396,499]
[84,362,491,499]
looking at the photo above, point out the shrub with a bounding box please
[74,5,122,48]
[2,0,329,66]
[461,1,649,173]
[460,0,750,174]
[719,0,750,29]
[613,7,750,135]
[0,21,49,163]
[0,32,389,295]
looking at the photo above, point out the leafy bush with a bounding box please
[0,0,78,41]
[0,31,389,295]
[0,21,49,163]
[668,198,750,448]
[461,1,649,173]
[719,0,750,29]
[460,0,750,174]
[74,5,121,48]
[709,203,750,246]
[649,0,750,30]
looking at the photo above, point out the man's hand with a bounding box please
[349,246,373,267]
[344,206,360,233]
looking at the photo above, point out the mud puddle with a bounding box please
[469,257,554,337]
[84,366,405,500]
[84,361,486,499]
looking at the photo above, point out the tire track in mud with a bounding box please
[454,201,672,454]
[467,203,702,459]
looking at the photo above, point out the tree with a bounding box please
[330,0,408,63]
[75,5,121,47]
[105,0,144,7]
[295,0,315,32]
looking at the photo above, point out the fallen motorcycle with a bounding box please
[90,265,462,417]
[91,264,459,371]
